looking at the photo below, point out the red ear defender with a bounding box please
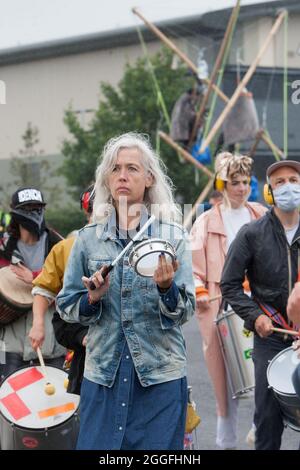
[80,184,95,213]
[81,192,90,212]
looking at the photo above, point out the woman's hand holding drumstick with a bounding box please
[196,293,222,311]
[82,265,110,303]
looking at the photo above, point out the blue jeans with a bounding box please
[252,333,292,450]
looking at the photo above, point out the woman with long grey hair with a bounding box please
[57,132,195,450]
[92,132,182,224]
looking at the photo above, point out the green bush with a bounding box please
[45,207,87,238]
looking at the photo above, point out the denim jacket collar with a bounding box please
[97,207,158,242]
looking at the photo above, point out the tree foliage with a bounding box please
[0,122,60,209]
[61,47,209,205]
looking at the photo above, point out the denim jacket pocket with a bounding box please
[88,258,114,275]
[88,258,115,304]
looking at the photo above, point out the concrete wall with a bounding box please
[240,14,300,67]
[0,41,162,161]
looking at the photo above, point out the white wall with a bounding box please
[0,41,162,160]
[241,14,300,68]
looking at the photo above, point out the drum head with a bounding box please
[267,347,300,395]
[136,250,174,277]
[0,366,80,429]
[129,239,175,277]
[0,267,33,307]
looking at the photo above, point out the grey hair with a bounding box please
[92,132,182,223]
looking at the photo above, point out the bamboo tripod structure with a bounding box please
[199,10,287,153]
[133,7,287,225]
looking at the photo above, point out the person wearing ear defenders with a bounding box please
[221,160,300,450]
[29,184,95,395]
[190,152,266,449]
[80,184,95,217]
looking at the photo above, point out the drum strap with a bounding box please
[257,248,300,333]
[258,301,299,333]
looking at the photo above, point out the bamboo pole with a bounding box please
[199,10,287,153]
[159,131,214,178]
[248,129,264,159]
[203,1,240,138]
[188,0,241,148]
[132,8,229,103]
[183,178,214,229]
[261,130,285,160]
[247,128,284,161]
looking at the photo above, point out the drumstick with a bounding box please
[271,327,300,337]
[37,347,56,395]
[209,294,222,302]
[89,214,156,290]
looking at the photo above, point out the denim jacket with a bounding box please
[56,212,195,387]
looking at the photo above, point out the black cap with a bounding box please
[11,187,46,209]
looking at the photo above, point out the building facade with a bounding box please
[0,0,299,205]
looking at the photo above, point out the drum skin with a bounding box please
[0,366,80,450]
[129,238,176,277]
[267,347,300,431]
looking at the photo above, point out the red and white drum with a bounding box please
[0,366,80,450]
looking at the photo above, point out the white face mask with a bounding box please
[273,182,300,212]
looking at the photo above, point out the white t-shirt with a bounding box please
[221,205,252,250]
[285,225,298,246]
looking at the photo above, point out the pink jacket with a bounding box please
[190,202,267,416]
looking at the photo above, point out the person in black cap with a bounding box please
[0,187,64,380]
[220,160,300,449]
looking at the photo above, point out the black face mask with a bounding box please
[11,207,46,238]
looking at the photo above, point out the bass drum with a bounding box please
[267,346,300,432]
[0,366,80,449]
[216,306,254,398]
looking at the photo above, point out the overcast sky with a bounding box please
[0,0,277,50]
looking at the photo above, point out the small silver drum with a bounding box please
[216,307,254,398]
[0,365,80,449]
[267,347,300,432]
[129,238,176,277]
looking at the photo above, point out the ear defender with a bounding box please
[80,191,91,212]
[214,177,225,192]
[213,176,251,192]
[263,183,274,205]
